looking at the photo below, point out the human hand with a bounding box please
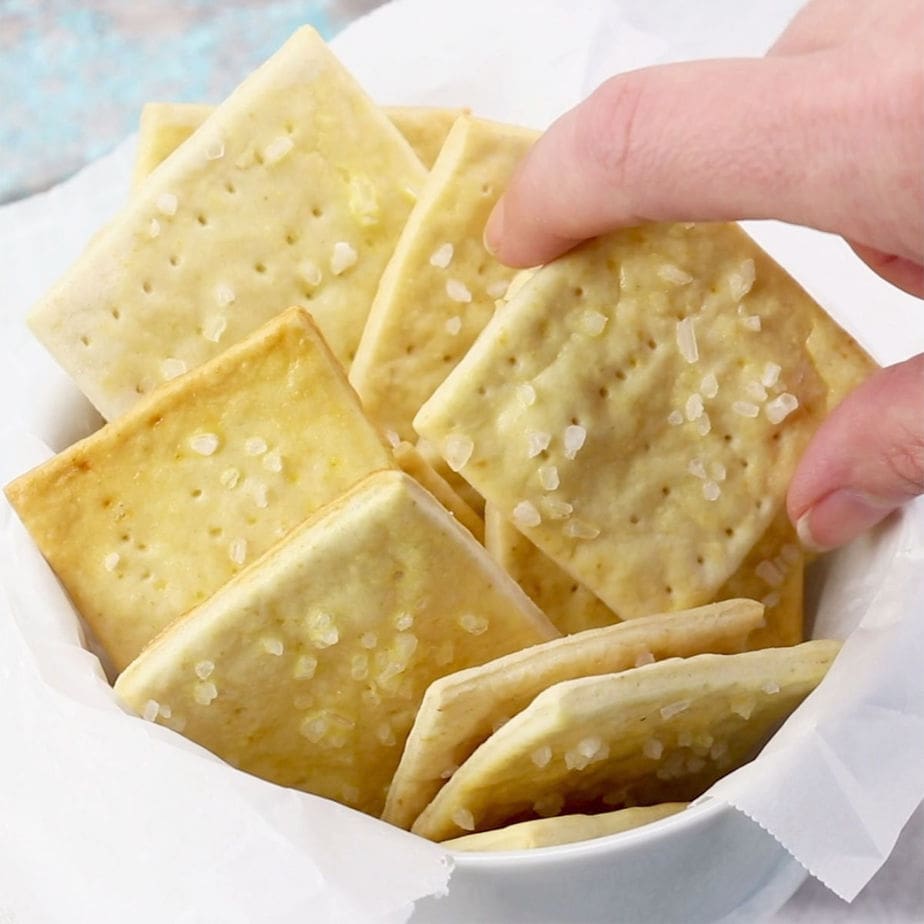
[485,0,924,550]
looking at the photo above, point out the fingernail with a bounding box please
[796,489,897,552]
[483,199,504,256]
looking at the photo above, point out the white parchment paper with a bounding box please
[1,0,922,920]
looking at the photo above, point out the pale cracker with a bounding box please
[718,509,805,649]
[412,640,839,840]
[383,599,763,830]
[350,115,538,441]
[417,436,485,517]
[5,308,395,672]
[393,440,484,543]
[30,27,426,421]
[442,803,686,851]
[484,502,620,634]
[132,101,465,185]
[114,470,558,817]
[415,222,873,618]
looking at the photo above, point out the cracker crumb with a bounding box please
[262,637,284,656]
[761,362,782,388]
[263,135,294,164]
[564,518,600,539]
[765,393,799,424]
[103,552,120,572]
[156,192,178,216]
[531,745,553,768]
[703,481,721,501]
[676,317,699,363]
[190,432,220,456]
[563,424,587,460]
[732,400,760,418]
[538,464,560,491]
[429,242,454,268]
[452,808,476,832]
[527,430,551,458]
[245,437,267,456]
[512,500,541,529]
[443,433,474,472]
[228,538,247,565]
[658,263,693,285]
[699,373,719,398]
[444,315,463,336]
[193,681,218,706]
[142,699,160,722]
[330,241,358,275]
[446,278,472,303]
[161,357,187,380]
[667,409,684,426]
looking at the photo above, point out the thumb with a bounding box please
[787,354,924,550]
[485,55,850,267]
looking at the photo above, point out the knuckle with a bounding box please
[881,430,924,497]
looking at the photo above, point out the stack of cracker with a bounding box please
[6,26,875,851]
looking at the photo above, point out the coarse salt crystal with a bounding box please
[563,424,587,459]
[194,660,215,680]
[440,764,459,780]
[678,730,693,747]
[228,538,247,565]
[732,700,754,719]
[512,500,541,529]
[156,192,178,216]
[394,612,414,631]
[577,309,608,336]
[446,278,472,303]
[761,680,781,695]
[733,400,760,418]
[517,383,537,406]
[429,242,454,268]
[688,458,707,480]
[643,738,664,760]
[351,653,369,681]
[300,714,328,743]
[541,496,573,519]
[564,749,591,771]
[444,315,463,336]
[741,314,762,331]
[306,611,339,649]
[531,745,553,768]
[667,409,684,426]
[216,283,236,306]
[676,317,699,363]
[262,637,284,656]
[564,518,600,540]
[203,315,227,343]
[578,736,605,760]
[298,260,322,287]
[262,450,283,473]
[190,432,219,456]
[533,793,564,817]
[103,552,120,572]
[685,393,704,421]
[761,362,782,388]
[527,430,551,458]
[194,681,218,705]
[158,704,172,719]
[660,700,691,720]
[376,723,396,746]
[762,591,781,609]
[330,241,358,275]
[686,755,706,773]
[709,461,727,482]
[263,135,294,164]
[728,258,756,301]
[696,413,712,436]
[360,631,378,649]
[658,263,693,285]
[765,393,799,424]
[460,613,489,635]
[294,654,318,679]
[780,543,801,565]
[142,700,160,722]
[206,140,224,160]
[746,380,768,402]
[756,560,785,587]
[250,481,269,508]
[538,464,560,491]
[703,481,721,501]
[452,808,476,832]
[149,218,160,238]
[634,650,655,667]
[699,373,719,398]
[219,468,240,489]
[487,279,510,298]
[443,434,474,472]
[161,358,187,380]
[245,437,267,456]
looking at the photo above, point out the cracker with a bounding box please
[383,599,763,830]
[132,101,463,184]
[114,470,558,817]
[718,509,805,648]
[417,436,485,516]
[484,502,619,634]
[414,222,873,618]
[411,640,839,840]
[30,27,426,421]
[5,308,396,672]
[393,440,484,542]
[442,803,686,851]
[350,115,538,441]
[132,102,216,187]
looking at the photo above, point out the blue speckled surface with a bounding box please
[0,0,382,203]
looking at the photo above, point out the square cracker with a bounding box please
[131,101,464,188]
[350,115,538,441]
[383,599,763,830]
[30,27,426,421]
[412,640,839,840]
[114,470,558,818]
[5,308,396,672]
[415,222,874,618]
[484,502,620,634]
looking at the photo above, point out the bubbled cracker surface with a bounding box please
[5,309,394,672]
[384,599,762,830]
[114,471,557,818]
[350,116,538,441]
[415,222,843,619]
[412,640,839,841]
[484,503,619,634]
[30,27,426,421]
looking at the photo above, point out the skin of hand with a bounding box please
[484,0,924,551]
